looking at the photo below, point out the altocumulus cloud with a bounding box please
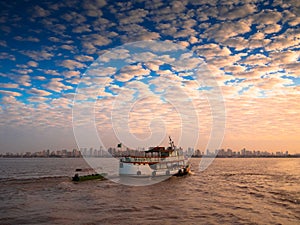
[0,0,299,153]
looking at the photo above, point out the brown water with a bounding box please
[0,158,299,224]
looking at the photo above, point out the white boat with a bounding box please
[118,137,190,177]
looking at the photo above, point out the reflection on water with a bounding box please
[0,158,299,224]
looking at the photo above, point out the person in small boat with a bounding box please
[72,173,80,181]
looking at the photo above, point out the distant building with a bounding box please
[206,149,210,156]
[195,149,201,157]
[227,149,233,157]
[241,148,246,156]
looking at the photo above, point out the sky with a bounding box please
[0,0,299,154]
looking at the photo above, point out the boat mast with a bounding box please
[169,136,175,150]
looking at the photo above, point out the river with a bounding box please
[0,158,299,224]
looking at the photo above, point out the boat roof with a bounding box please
[145,146,173,153]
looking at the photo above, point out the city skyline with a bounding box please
[1,0,300,153]
[1,145,299,158]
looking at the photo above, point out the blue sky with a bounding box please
[0,0,299,153]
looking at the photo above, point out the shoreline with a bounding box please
[0,155,299,158]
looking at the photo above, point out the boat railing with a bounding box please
[120,155,185,163]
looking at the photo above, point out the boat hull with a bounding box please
[119,161,190,177]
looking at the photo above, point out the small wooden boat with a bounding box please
[72,168,106,182]
[72,173,105,182]
[173,164,191,176]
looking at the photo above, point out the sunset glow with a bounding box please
[0,0,299,153]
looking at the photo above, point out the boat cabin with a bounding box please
[146,146,174,157]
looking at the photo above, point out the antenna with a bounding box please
[169,136,175,150]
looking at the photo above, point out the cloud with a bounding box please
[41,19,67,35]
[269,50,299,65]
[61,11,87,23]
[253,9,282,25]
[60,59,86,70]
[0,83,19,89]
[1,96,21,105]
[51,97,73,109]
[43,69,60,76]
[144,61,162,71]
[72,25,92,33]
[193,43,231,60]
[172,53,203,71]
[0,52,16,61]
[82,0,106,17]
[63,70,81,78]
[32,5,51,18]
[118,8,148,25]
[208,54,242,69]
[75,55,94,62]
[43,78,73,92]
[98,49,130,62]
[6,75,32,87]
[222,93,300,146]
[266,33,300,51]
[201,20,252,42]
[81,34,112,54]
[0,40,7,47]
[12,68,33,75]
[21,50,54,61]
[241,54,270,66]
[48,37,61,42]
[87,67,116,77]
[119,28,160,43]
[14,36,40,42]
[117,64,151,82]
[66,77,81,85]
[60,44,76,51]
[257,23,282,34]
[219,3,257,20]
[27,61,38,67]
[256,77,293,91]
[0,90,22,97]
[33,76,47,81]
[189,36,198,44]
[27,88,52,96]
[248,32,271,49]
[27,96,48,103]
[285,63,300,77]
[1,0,300,152]
[223,65,247,74]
